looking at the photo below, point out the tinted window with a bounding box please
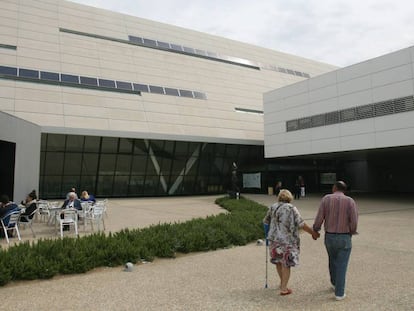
[61,74,79,83]
[129,35,143,44]
[164,87,179,96]
[99,79,116,88]
[0,66,17,76]
[142,38,157,47]
[149,85,164,94]
[286,69,295,75]
[133,83,149,92]
[116,81,132,90]
[170,44,183,52]
[19,68,39,79]
[40,71,59,81]
[183,46,195,54]
[157,41,170,49]
[80,76,98,86]
[179,90,193,98]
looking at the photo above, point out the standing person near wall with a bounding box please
[313,181,358,301]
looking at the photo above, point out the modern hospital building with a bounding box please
[1,0,413,201]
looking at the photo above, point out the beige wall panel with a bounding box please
[15,87,61,102]
[17,37,60,53]
[108,119,149,132]
[60,62,100,76]
[0,98,15,111]
[0,84,15,98]
[17,48,60,63]
[16,56,60,71]
[15,99,63,114]
[59,35,98,50]
[63,103,108,118]
[0,53,17,66]
[107,109,147,122]
[60,53,100,68]
[64,115,109,130]
[17,29,59,44]
[14,111,64,126]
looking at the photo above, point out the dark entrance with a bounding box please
[0,140,16,200]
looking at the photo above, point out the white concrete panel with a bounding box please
[63,103,108,118]
[109,119,149,132]
[371,64,413,88]
[64,115,109,130]
[310,124,340,140]
[15,88,61,102]
[309,97,339,115]
[337,60,373,82]
[274,80,309,99]
[285,129,312,144]
[339,119,375,137]
[369,48,412,73]
[337,89,372,109]
[309,84,337,103]
[340,132,377,151]
[374,127,414,148]
[14,111,64,127]
[308,70,337,90]
[265,144,286,158]
[371,80,414,102]
[374,112,414,132]
[337,75,371,96]
[0,98,14,111]
[285,141,312,156]
[284,92,309,109]
[310,137,341,154]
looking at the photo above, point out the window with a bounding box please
[61,74,79,83]
[179,90,193,98]
[80,76,98,86]
[170,44,183,52]
[0,66,17,76]
[133,83,149,92]
[19,68,39,79]
[128,35,143,44]
[142,38,157,47]
[157,41,170,49]
[149,85,164,94]
[193,91,207,100]
[40,71,59,81]
[183,46,195,54]
[164,87,179,96]
[99,79,116,88]
[116,81,132,90]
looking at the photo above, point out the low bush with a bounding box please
[0,196,268,286]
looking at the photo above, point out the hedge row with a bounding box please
[0,196,268,286]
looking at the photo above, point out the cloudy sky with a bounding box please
[71,0,414,67]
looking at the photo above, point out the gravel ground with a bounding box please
[0,194,413,311]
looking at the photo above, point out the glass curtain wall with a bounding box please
[39,133,264,198]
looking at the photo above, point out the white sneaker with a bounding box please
[335,294,346,301]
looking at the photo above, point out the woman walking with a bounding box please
[263,189,319,295]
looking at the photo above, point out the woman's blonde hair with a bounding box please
[277,189,293,203]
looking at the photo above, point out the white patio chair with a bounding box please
[19,208,38,238]
[1,210,22,244]
[36,200,50,223]
[59,208,78,238]
[79,201,93,231]
[84,203,105,232]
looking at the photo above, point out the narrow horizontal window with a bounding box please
[149,85,164,94]
[193,91,207,100]
[170,44,183,52]
[116,81,132,90]
[157,41,170,49]
[142,38,157,47]
[61,74,79,83]
[164,87,180,96]
[80,76,98,86]
[133,83,149,92]
[128,35,143,44]
[0,65,17,76]
[19,68,39,79]
[99,79,116,88]
[179,90,193,98]
[235,107,263,115]
[40,71,59,81]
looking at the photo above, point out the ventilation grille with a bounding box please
[286,95,414,132]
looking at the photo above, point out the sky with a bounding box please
[70,0,414,67]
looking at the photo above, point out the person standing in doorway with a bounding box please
[313,181,358,301]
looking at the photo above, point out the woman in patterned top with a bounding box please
[263,189,319,295]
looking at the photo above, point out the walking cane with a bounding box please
[263,223,269,289]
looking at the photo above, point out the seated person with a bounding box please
[80,190,96,203]
[20,190,38,222]
[61,192,81,231]
[61,192,82,210]
[0,195,21,236]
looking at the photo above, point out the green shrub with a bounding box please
[0,196,268,286]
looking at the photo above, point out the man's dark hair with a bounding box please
[334,181,347,191]
[0,195,10,204]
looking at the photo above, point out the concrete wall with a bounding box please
[0,111,41,201]
[264,46,414,158]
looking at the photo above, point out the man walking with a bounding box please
[313,181,358,301]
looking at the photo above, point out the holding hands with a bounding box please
[311,230,320,240]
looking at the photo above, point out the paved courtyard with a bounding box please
[0,193,413,310]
